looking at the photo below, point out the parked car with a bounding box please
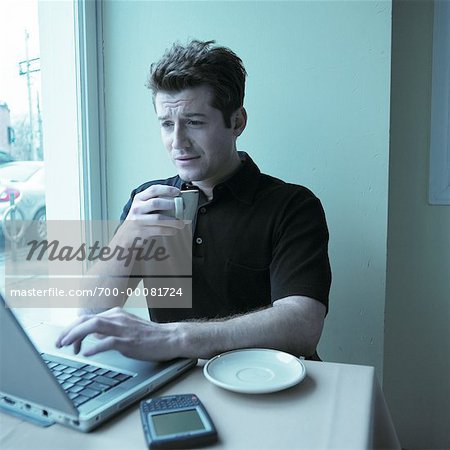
[0,151,15,165]
[0,161,46,243]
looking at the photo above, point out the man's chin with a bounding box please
[176,168,202,183]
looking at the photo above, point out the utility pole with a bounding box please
[19,29,40,161]
[24,30,34,160]
[36,92,43,160]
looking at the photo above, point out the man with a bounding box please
[57,40,331,361]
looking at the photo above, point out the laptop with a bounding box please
[0,295,197,432]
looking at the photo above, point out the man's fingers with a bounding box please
[126,184,186,225]
[98,307,141,321]
[73,339,82,355]
[137,185,179,201]
[132,197,176,215]
[55,314,93,347]
[82,336,124,357]
[58,316,122,347]
[55,308,155,359]
[93,333,108,340]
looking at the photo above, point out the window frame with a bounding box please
[75,0,108,222]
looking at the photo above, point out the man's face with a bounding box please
[155,85,243,185]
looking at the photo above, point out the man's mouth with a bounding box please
[175,155,200,162]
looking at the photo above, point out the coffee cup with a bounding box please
[165,190,199,221]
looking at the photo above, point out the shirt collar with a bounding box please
[214,151,260,205]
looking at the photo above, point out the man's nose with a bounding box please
[172,124,190,150]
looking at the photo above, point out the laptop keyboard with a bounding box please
[41,353,132,407]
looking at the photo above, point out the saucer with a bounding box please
[203,348,306,394]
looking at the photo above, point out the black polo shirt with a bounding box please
[120,152,331,322]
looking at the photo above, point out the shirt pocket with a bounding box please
[225,260,271,312]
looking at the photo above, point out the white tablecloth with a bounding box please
[0,359,400,450]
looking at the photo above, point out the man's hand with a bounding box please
[115,184,187,248]
[79,184,189,313]
[55,307,181,361]
[126,184,180,220]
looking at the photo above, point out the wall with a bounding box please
[101,1,392,377]
[384,1,450,448]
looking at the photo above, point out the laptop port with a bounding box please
[72,420,80,426]
[42,410,48,417]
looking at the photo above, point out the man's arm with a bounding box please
[55,296,325,360]
[78,184,184,313]
[78,227,140,314]
[181,296,326,359]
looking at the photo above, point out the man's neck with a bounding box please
[192,154,242,200]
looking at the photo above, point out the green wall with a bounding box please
[102,1,392,376]
[384,1,450,448]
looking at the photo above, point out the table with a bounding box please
[0,359,400,450]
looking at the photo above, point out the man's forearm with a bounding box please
[175,296,326,359]
[79,218,187,314]
[79,265,136,314]
[79,226,139,313]
[56,296,326,362]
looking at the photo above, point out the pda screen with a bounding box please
[151,409,205,436]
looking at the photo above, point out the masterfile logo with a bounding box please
[25,237,170,267]
[4,220,193,309]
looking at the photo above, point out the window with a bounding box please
[39,0,106,221]
[0,1,46,263]
[1,1,107,324]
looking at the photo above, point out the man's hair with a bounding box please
[147,39,247,128]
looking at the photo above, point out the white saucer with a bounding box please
[203,348,306,394]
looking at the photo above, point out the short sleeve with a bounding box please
[270,189,331,311]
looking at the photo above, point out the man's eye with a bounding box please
[187,120,205,126]
[161,121,174,128]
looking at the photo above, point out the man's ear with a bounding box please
[232,107,247,137]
